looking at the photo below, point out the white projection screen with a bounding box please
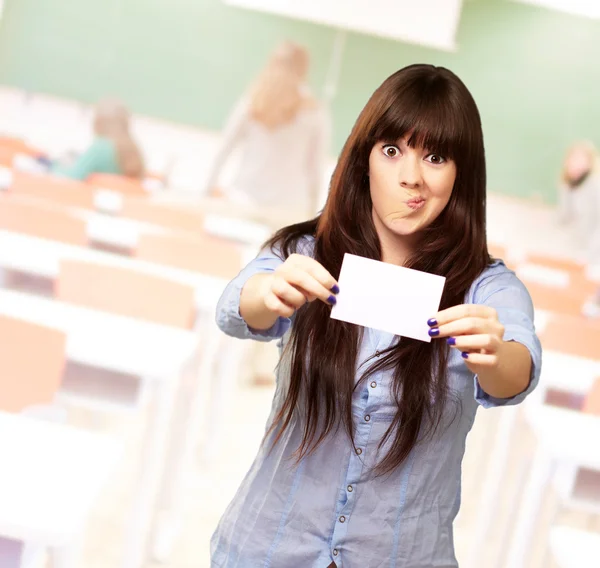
[224,0,464,51]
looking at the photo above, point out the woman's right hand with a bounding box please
[261,254,339,318]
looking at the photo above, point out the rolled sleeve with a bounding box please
[471,266,542,408]
[215,247,292,342]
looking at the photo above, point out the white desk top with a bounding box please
[0,411,121,546]
[85,207,269,250]
[0,289,198,379]
[0,230,229,312]
[90,190,271,248]
[550,526,600,568]
[526,405,600,471]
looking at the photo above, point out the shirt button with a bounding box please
[339,515,346,523]
[356,448,362,455]
[375,350,380,357]
[370,381,377,388]
[333,549,339,556]
[365,415,371,422]
[347,484,353,492]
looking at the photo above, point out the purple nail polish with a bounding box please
[447,337,456,346]
[461,352,469,359]
[328,294,337,305]
[428,327,439,337]
[331,284,340,294]
[427,318,437,327]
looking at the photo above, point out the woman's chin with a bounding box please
[386,216,424,237]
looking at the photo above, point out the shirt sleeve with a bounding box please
[215,245,292,342]
[471,267,542,408]
[52,138,117,180]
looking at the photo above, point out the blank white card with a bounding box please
[330,254,446,342]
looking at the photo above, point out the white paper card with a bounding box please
[330,253,446,342]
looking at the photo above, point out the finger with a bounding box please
[431,317,500,338]
[429,304,497,327]
[459,351,499,367]
[287,254,338,293]
[264,292,296,318]
[446,334,501,352]
[284,267,337,305]
[271,278,308,309]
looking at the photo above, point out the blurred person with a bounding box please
[204,40,330,218]
[206,41,330,386]
[212,64,541,567]
[51,98,145,181]
[557,141,600,317]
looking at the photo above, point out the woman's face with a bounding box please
[369,135,457,239]
[565,148,592,181]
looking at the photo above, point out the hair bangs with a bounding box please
[371,84,467,161]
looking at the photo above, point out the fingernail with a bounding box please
[427,318,437,327]
[447,337,456,346]
[328,294,337,305]
[462,352,469,359]
[428,327,439,337]
[331,284,340,294]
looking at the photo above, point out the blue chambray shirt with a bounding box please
[211,238,541,568]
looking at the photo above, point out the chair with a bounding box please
[524,252,586,274]
[582,378,600,415]
[0,315,66,413]
[0,195,88,246]
[136,232,242,279]
[54,259,196,413]
[538,314,600,361]
[524,280,590,317]
[0,146,19,168]
[10,171,96,210]
[0,136,42,158]
[120,197,205,233]
[86,173,147,196]
[56,260,196,329]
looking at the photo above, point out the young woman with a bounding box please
[204,41,330,218]
[52,98,145,180]
[212,64,541,567]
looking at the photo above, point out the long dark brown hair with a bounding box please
[266,64,490,475]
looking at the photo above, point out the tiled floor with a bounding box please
[57,191,599,567]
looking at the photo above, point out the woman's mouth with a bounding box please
[406,197,426,210]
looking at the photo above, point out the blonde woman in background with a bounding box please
[53,98,145,180]
[204,41,330,218]
[557,140,600,317]
[206,41,330,386]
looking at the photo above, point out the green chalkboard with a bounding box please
[0,0,599,203]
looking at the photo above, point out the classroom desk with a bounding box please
[0,411,121,568]
[0,229,229,313]
[0,289,199,568]
[505,406,600,568]
[466,309,600,568]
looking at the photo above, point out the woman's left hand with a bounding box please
[427,304,505,369]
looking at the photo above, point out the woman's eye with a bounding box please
[382,144,399,158]
[426,154,446,164]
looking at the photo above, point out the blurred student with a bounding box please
[557,141,600,317]
[204,41,330,218]
[52,98,145,181]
